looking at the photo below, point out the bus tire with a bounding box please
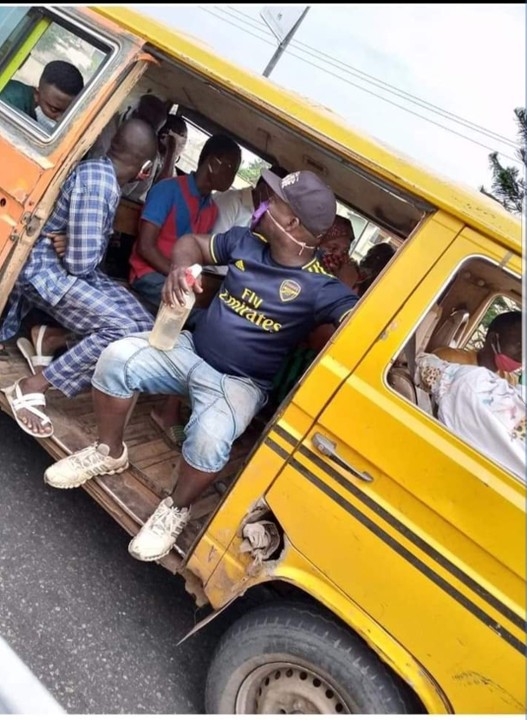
[205,601,419,714]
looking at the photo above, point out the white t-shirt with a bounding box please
[212,186,255,233]
[206,187,255,275]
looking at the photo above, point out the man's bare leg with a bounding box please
[151,395,184,430]
[170,458,219,508]
[93,388,137,457]
[30,326,69,372]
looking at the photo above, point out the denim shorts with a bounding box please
[92,331,267,473]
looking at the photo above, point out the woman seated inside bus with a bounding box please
[416,352,525,481]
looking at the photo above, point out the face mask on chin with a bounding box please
[264,206,317,255]
[492,338,522,373]
[35,105,57,132]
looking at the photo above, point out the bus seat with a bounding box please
[428,308,470,349]
[388,365,417,405]
[416,304,442,354]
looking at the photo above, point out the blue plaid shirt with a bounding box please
[0,157,121,341]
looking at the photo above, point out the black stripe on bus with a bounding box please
[288,455,526,656]
[266,436,292,459]
[298,443,525,633]
[265,432,525,643]
[269,426,524,633]
[273,424,298,447]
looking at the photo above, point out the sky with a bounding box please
[133,3,526,193]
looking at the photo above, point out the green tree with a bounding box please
[480,107,525,215]
[238,158,269,186]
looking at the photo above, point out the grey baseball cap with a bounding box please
[261,169,337,237]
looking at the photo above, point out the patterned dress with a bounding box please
[417,352,525,480]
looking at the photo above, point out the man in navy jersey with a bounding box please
[44,170,359,562]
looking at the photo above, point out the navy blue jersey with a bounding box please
[192,227,358,389]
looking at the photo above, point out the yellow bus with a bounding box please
[0,6,524,714]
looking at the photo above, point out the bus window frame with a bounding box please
[0,6,120,147]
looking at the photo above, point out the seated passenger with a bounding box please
[213,164,289,232]
[123,114,189,203]
[352,242,396,296]
[44,170,359,563]
[432,310,522,386]
[0,60,84,131]
[151,164,288,443]
[0,119,158,438]
[416,352,525,481]
[88,93,168,160]
[318,215,357,286]
[129,134,241,308]
[160,115,189,179]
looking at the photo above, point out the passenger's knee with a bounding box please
[100,336,145,366]
[92,336,148,397]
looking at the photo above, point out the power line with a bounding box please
[224,4,518,150]
[228,4,517,149]
[198,6,519,162]
[214,5,276,40]
[291,41,516,149]
[199,6,275,48]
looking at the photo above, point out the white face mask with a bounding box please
[173,132,187,157]
[35,105,57,133]
[266,207,316,255]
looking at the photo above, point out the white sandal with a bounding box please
[16,325,54,375]
[3,379,54,438]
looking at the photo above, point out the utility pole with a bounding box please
[262,7,310,78]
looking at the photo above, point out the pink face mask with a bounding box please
[265,207,316,255]
[492,339,522,373]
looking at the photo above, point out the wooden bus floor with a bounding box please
[0,341,261,574]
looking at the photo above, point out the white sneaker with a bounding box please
[128,498,190,562]
[44,443,128,489]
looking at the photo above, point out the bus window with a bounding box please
[0,7,112,138]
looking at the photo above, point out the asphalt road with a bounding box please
[0,410,229,714]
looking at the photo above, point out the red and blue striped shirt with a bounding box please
[129,172,218,282]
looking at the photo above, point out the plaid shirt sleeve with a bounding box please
[62,164,118,276]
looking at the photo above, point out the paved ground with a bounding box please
[0,411,228,713]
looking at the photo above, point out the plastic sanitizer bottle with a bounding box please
[148,263,202,351]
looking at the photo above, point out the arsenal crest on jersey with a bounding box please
[279,279,302,302]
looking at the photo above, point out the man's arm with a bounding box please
[163,233,214,306]
[315,278,358,329]
[62,174,113,276]
[136,220,172,276]
[163,227,245,306]
[135,179,178,275]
